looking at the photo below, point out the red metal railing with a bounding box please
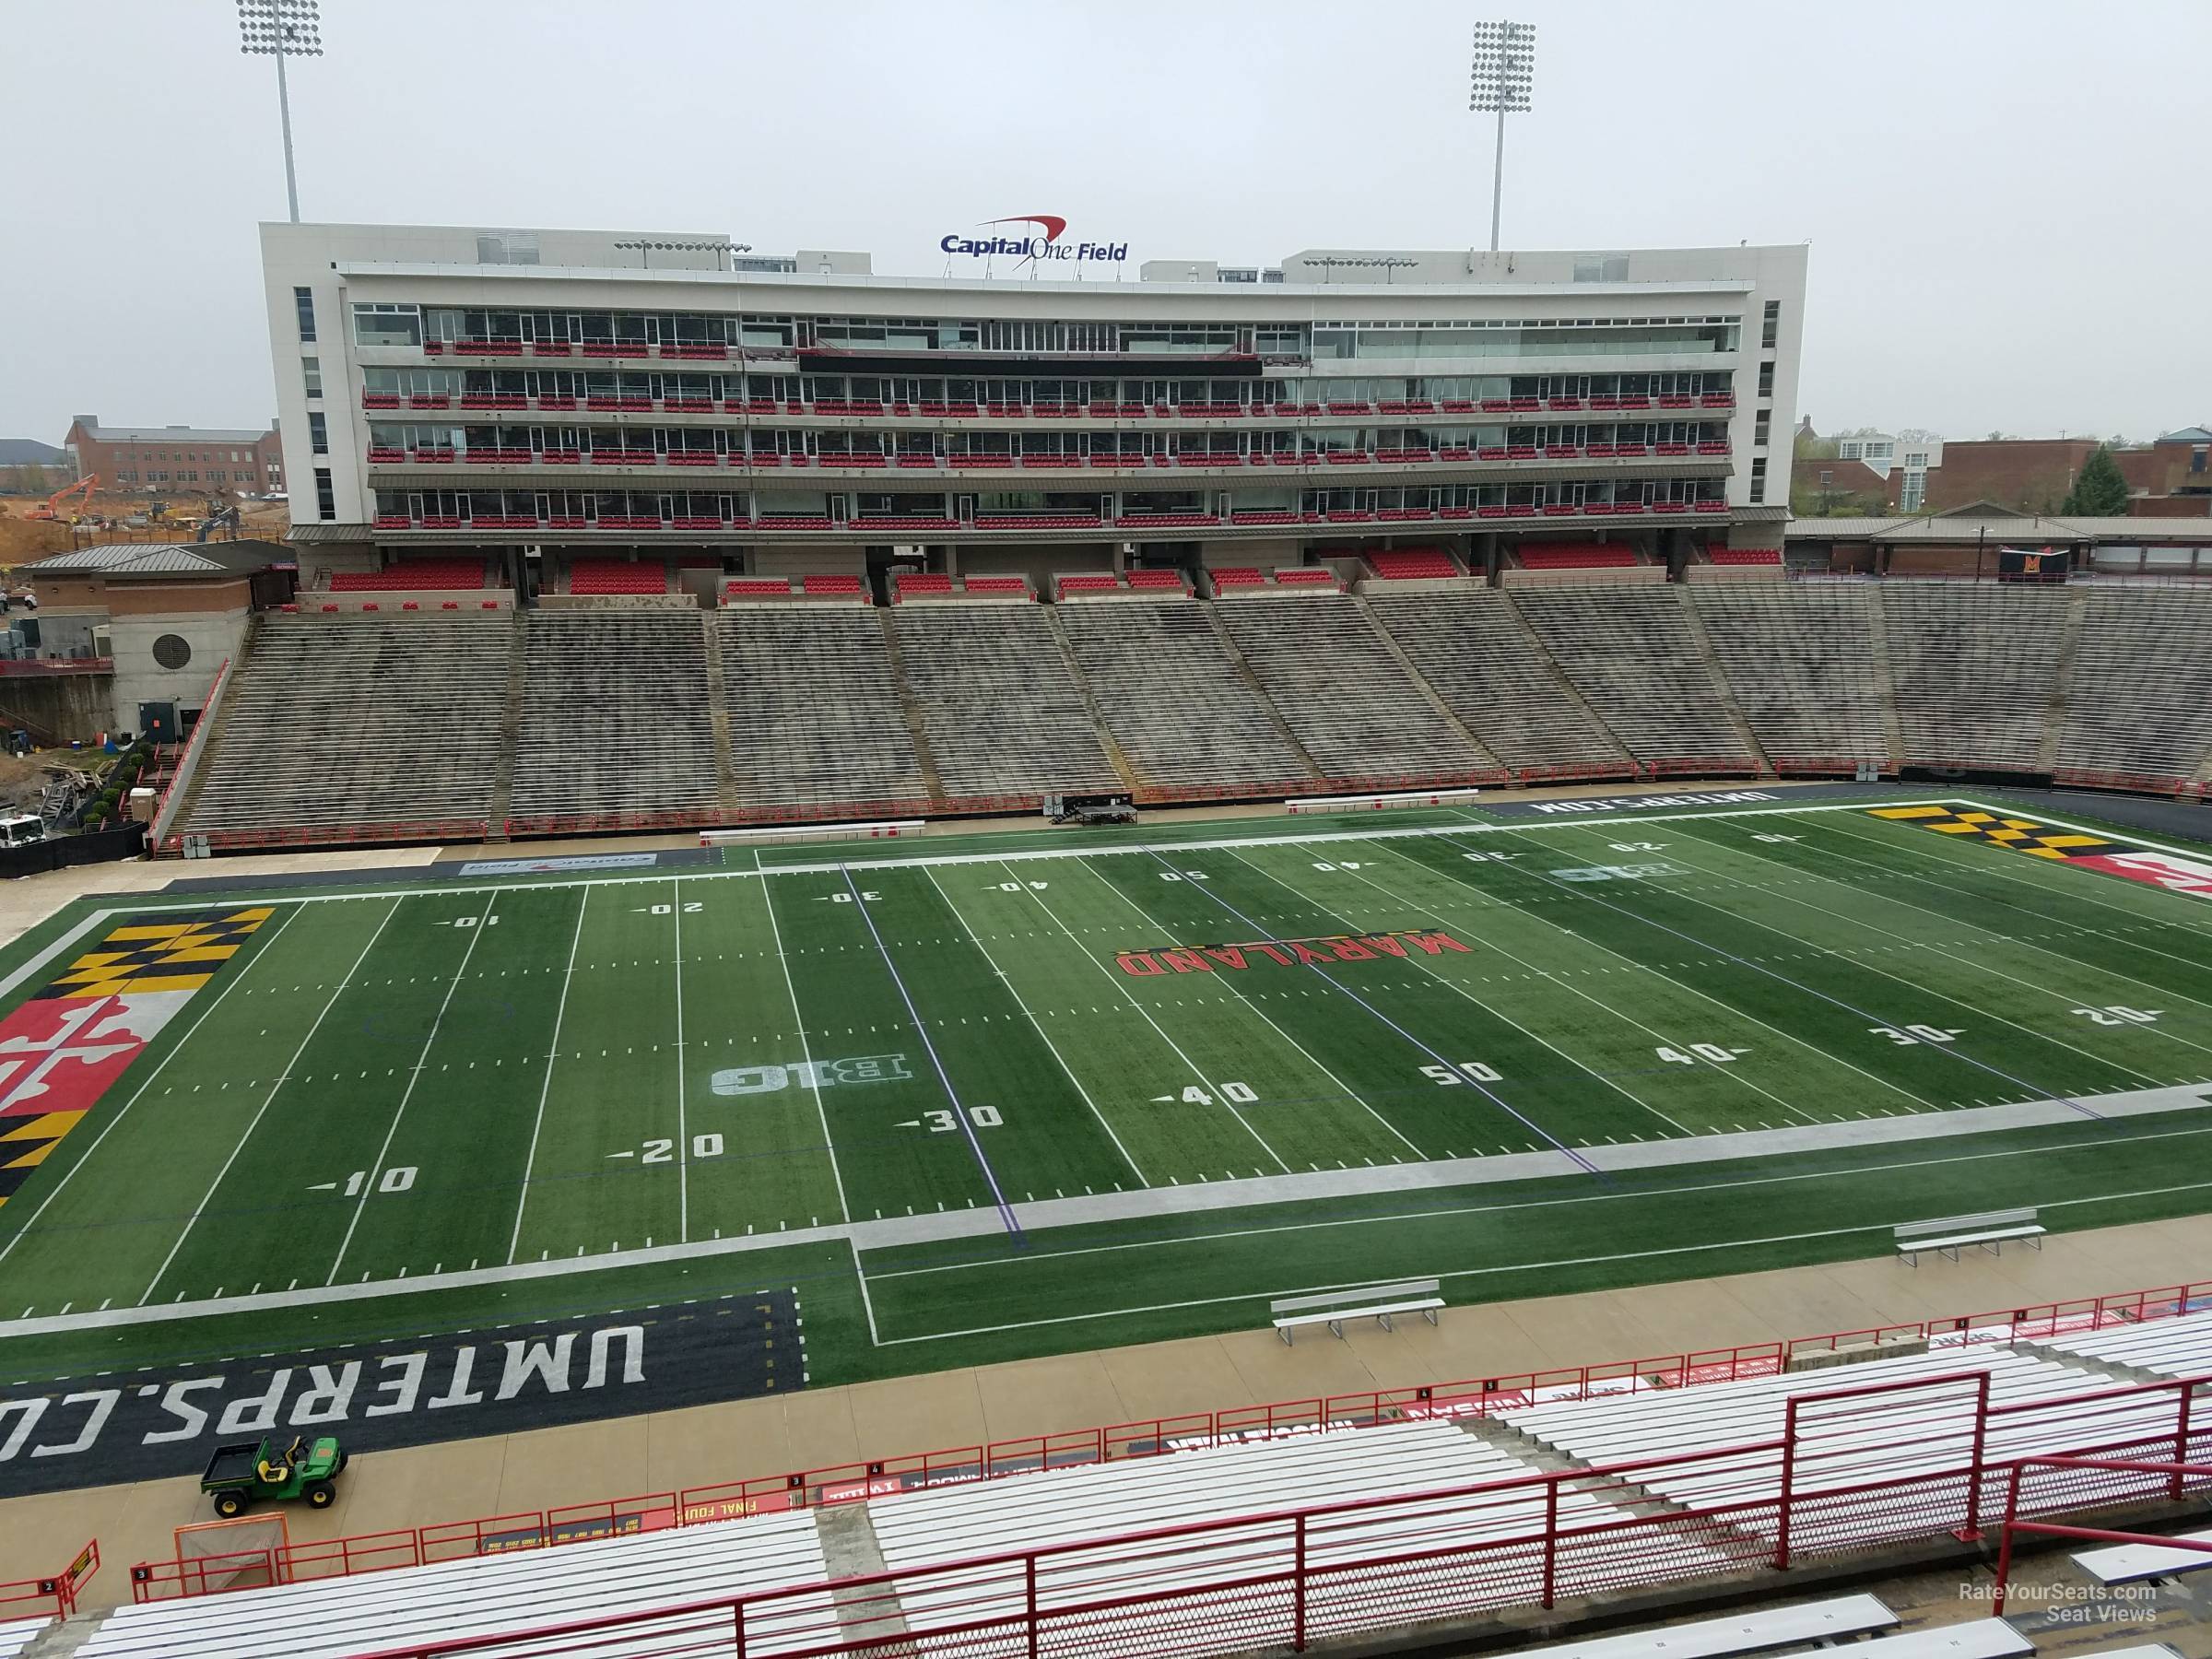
[1990,1453,2212,1615]
[124,1280,2212,1606]
[0,1539,96,1624]
[182,1372,2212,1657]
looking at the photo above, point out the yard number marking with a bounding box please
[1421,1062,1503,1085]
[2072,1006,2163,1027]
[317,1166,417,1195]
[923,1105,1003,1133]
[1869,1024,1965,1045]
[1150,1082,1258,1105]
[1657,1043,1750,1065]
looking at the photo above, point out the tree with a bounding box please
[2061,443,2131,516]
[1794,429,1839,461]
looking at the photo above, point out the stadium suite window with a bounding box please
[294,286,316,342]
[353,304,423,347]
[314,467,335,521]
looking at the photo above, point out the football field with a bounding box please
[5,793,2212,1393]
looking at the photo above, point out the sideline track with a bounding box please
[1,1079,2203,1343]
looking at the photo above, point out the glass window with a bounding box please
[294,286,317,342]
[1758,361,1776,398]
[302,357,322,398]
[314,466,335,521]
[352,303,424,347]
[308,412,328,455]
[1761,300,1780,349]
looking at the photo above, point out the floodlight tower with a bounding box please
[1469,19,1535,253]
[237,0,323,224]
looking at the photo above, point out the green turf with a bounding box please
[4,792,2211,1388]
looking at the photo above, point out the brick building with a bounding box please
[1907,428,2212,517]
[62,417,285,498]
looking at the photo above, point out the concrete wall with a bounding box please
[105,609,248,732]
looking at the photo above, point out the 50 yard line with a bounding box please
[505,885,591,1265]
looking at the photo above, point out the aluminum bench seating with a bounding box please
[2073,1524,2212,1585]
[1502,1348,2167,1534]
[866,1420,1725,1655]
[1056,600,1313,790]
[1688,586,1888,767]
[717,609,928,809]
[1215,595,1492,779]
[1883,586,2071,771]
[510,612,719,819]
[1515,1594,1898,1657]
[76,1508,832,1659]
[2027,1306,2212,1378]
[0,1618,46,1659]
[2055,587,2212,781]
[181,615,512,834]
[892,605,1120,798]
[1271,1278,1442,1343]
[1366,590,1625,771]
[1833,1622,2031,1658]
[1511,585,1756,765]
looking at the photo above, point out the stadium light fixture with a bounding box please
[1469,19,1535,253]
[238,0,323,225]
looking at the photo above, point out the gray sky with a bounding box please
[6,0,2206,445]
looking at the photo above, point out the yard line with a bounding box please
[325,889,499,1285]
[840,864,1022,1238]
[1236,846,1699,1136]
[504,886,591,1265]
[0,903,302,1277]
[1021,861,1302,1171]
[1135,846,1605,1177]
[1385,836,1938,1114]
[1662,825,2186,1077]
[1806,812,2212,1004]
[758,853,853,1227]
[924,865,1147,1186]
[138,898,405,1306]
[673,873,688,1242]
[1465,822,2124,1121]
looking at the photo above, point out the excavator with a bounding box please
[27,475,100,523]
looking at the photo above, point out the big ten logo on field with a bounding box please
[709,1054,913,1097]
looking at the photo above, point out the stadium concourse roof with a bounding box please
[1786,510,2212,544]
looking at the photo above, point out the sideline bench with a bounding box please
[1271,1279,1441,1345]
[1519,1593,1898,1656]
[1896,1208,2044,1265]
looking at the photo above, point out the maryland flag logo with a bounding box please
[0,909,271,1209]
[1867,805,2122,861]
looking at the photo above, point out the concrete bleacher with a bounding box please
[1367,589,1630,774]
[1056,599,1317,791]
[892,604,1122,799]
[2056,586,2212,782]
[1688,585,1890,770]
[75,1506,832,1659]
[1214,594,1493,781]
[717,608,930,809]
[179,614,512,835]
[509,611,719,821]
[1512,585,1759,766]
[1884,584,2072,771]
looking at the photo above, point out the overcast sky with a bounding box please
[6,0,2206,446]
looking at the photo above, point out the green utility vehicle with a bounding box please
[200,1434,349,1517]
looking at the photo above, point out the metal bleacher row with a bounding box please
[171,579,2212,842]
[77,1315,2212,1658]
